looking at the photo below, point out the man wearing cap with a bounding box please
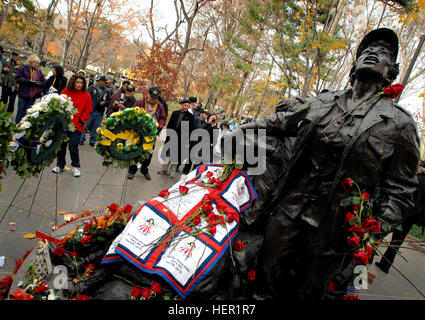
[223,28,420,300]
[149,86,169,117]
[80,75,111,146]
[107,84,137,117]
[106,80,131,116]
[127,87,167,180]
[159,99,195,177]
[188,96,197,116]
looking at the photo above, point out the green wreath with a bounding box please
[0,103,21,191]
[94,107,158,168]
[10,94,77,179]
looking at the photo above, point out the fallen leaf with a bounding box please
[64,167,71,171]
[23,234,36,239]
[402,291,408,296]
[57,211,67,215]
[18,210,23,213]
[9,222,16,226]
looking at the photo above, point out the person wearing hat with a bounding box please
[127,87,167,180]
[188,96,197,116]
[158,99,195,177]
[149,86,169,117]
[221,28,420,300]
[79,75,111,146]
[106,84,137,117]
[106,80,131,116]
[1,51,20,113]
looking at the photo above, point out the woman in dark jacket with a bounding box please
[42,64,67,95]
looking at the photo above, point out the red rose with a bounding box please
[202,194,213,203]
[130,286,143,298]
[53,245,66,257]
[193,215,201,226]
[81,235,92,245]
[69,251,79,257]
[215,179,223,189]
[348,225,365,238]
[10,289,34,300]
[354,250,369,265]
[73,294,91,300]
[35,285,49,294]
[347,235,360,247]
[206,171,214,178]
[209,225,217,236]
[383,84,403,99]
[344,212,357,224]
[340,178,354,192]
[202,202,213,212]
[141,287,151,299]
[226,212,235,224]
[344,295,360,300]
[179,185,189,195]
[247,270,256,280]
[158,189,170,198]
[151,280,163,294]
[207,214,218,224]
[365,245,374,259]
[233,241,245,251]
[108,203,119,213]
[327,281,336,292]
[352,204,360,212]
[123,204,133,213]
[84,264,95,274]
[361,191,370,201]
[362,217,381,232]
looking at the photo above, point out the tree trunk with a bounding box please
[37,0,59,58]
[227,71,249,118]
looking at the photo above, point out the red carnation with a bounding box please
[361,191,370,201]
[206,171,214,178]
[347,235,360,248]
[348,225,365,238]
[362,217,381,233]
[158,189,170,199]
[354,250,369,265]
[383,84,403,99]
[209,177,216,184]
[247,270,256,281]
[108,203,119,213]
[352,204,360,212]
[53,245,66,257]
[69,251,79,257]
[233,241,245,251]
[81,235,92,245]
[179,185,189,195]
[340,178,354,192]
[327,281,337,292]
[123,204,133,213]
[151,280,164,294]
[84,264,95,274]
[345,212,357,224]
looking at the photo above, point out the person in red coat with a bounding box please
[52,75,92,177]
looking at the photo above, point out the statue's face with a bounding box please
[354,43,392,84]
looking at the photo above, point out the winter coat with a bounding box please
[15,65,45,98]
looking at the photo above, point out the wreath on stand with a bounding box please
[94,107,158,168]
[0,102,21,191]
[9,94,77,179]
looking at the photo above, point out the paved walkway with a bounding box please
[0,131,424,300]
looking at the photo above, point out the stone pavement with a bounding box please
[0,131,424,300]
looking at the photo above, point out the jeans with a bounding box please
[1,86,18,113]
[57,130,82,168]
[80,111,103,144]
[15,96,36,123]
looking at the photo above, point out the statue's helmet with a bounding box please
[356,28,399,62]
